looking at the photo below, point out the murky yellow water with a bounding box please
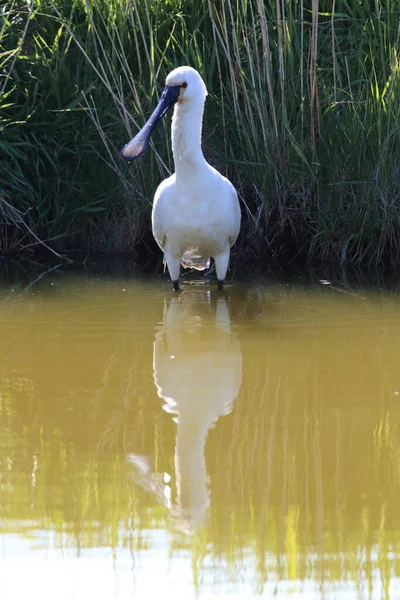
[1,265,400,599]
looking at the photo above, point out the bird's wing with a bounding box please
[152,208,165,250]
[152,175,176,251]
[152,181,169,251]
[229,187,241,247]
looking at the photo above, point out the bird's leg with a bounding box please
[164,252,181,291]
[214,251,230,291]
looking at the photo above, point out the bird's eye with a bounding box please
[181,82,188,89]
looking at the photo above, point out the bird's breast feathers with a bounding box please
[152,168,240,251]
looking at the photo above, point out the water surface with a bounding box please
[1,263,400,599]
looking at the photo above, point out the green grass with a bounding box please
[1,0,400,264]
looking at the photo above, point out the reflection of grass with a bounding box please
[1,282,400,592]
[0,378,35,475]
[204,331,400,590]
[2,360,400,590]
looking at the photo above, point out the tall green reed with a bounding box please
[1,0,400,263]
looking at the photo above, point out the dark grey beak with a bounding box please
[120,85,181,161]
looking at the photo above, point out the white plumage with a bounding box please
[153,290,242,527]
[128,289,242,530]
[121,66,241,290]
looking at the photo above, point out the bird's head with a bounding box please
[165,66,208,106]
[120,66,207,161]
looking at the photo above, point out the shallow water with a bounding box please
[1,262,400,599]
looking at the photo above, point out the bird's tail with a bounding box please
[180,253,211,271]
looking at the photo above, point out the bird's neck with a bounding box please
[174,413,210,521]
[171,101,207,176]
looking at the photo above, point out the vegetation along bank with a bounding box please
[1,1,400,265]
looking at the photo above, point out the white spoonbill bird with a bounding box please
[121,66,241,291]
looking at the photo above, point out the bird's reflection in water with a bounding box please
[128,287,242,532]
